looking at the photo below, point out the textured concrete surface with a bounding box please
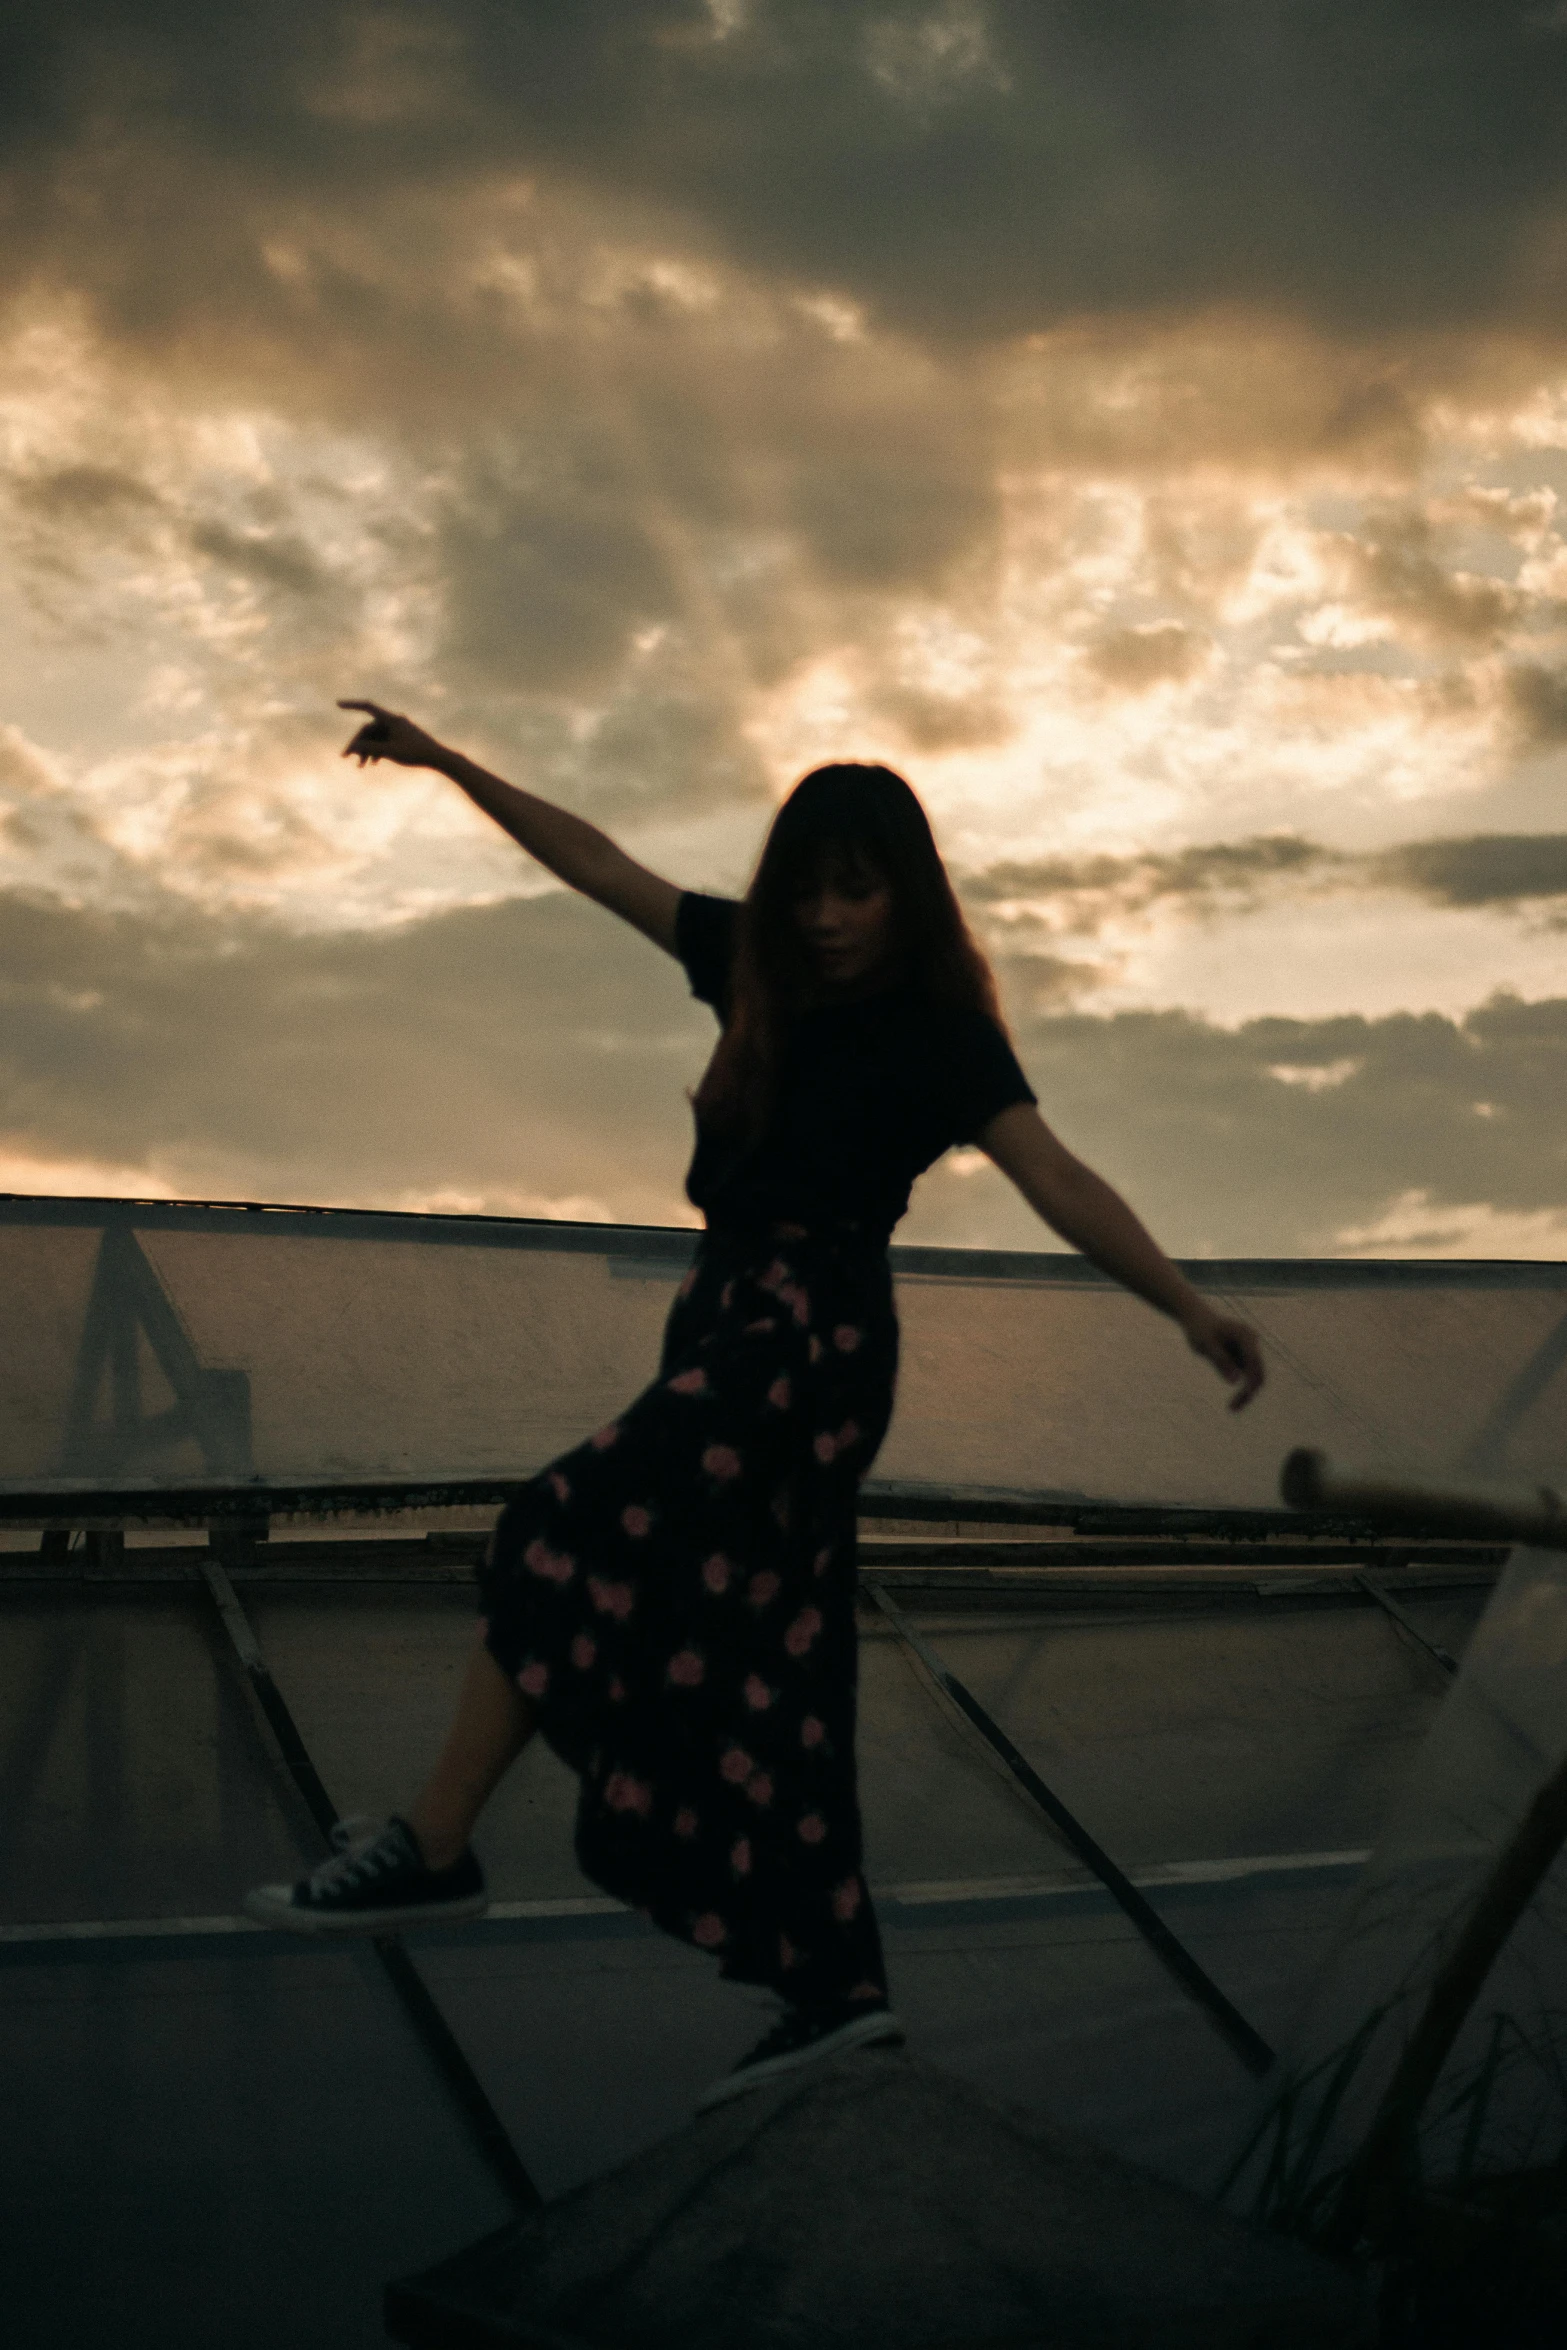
[386,2051,1368,2349]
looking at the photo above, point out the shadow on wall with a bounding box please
[59,1227,253,1481]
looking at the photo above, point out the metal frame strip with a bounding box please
[200,1561,543,2214]
[1353,1572,1460,1677]
[865,1579,1276,2081]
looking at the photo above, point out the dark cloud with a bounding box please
[0,883,715,1220]
[960,829,1567,935]
[961,835,1336,929]
[436,448,677,692]
[900,980,1567,1255]
[448,679,774,827]
[1345,507,1521,646]
[1374,833,1567,906]
[1507,662,1567,744]
[873,685,1014,752]
[778,395,999,587]
[8,877,1567,1257]
[1020,988,1567,1255]
[188,517,326,599]
[562,688,772,819]
[5,3,1567,363]
[12,465,161,522]
[1084,622,1211,692]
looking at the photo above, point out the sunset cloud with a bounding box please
[2,875,1564,1262]
[5,4,1567,1253]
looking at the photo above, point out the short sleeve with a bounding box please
[675,892,740,1014]
[943,1008,1037,1143]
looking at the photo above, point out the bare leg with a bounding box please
[407,1635,536,1870]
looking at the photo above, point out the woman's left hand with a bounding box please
[1182,1305,1265,1411]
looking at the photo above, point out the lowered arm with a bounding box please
[976,1101,1264,1410]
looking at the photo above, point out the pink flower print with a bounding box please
[766,1374,792,1411]
[808,1335,824,1364]
[801,1715,826,1750]
[719,1280,734,1310]
[667,1648,705,1688]
[524,1538,574,1585]
[832,1876,863,1922]
[674,1805,699,1839]
[730,1836,752,1878]
[548,1470,571,1505]
[517,1659,549,1699]
[813,1431,837,1465]
[604,1770,653,1816]
[785,1606,823,1658]
[847,1980,885,2004]
[759,1258,788,1293]
[702,1443,742,1481]
[786,1284,811,1327]
[608,1676,627,1703]
[747,1770,775,1807]
[570,1634,597,1671]
[719,1745,754,1785]
[588,1576,635,1620]
[798,1812,827,1845]
[620,1503,653,1538]
[743,1673,774,1711]
[701,1553,732,1595]
[744,1316,778,1336]
[590,1421,621,1451]
[677,1266,698,1300]
[837,1419,862,1454]
[747,1569,780,1609]
[691,1912,727,1949]
[778,1932,801,1971]
[833,1324,863,1354]
[666,1367,707,1396]
[813,1546,832,1578]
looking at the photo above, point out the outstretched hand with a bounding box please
[1183,1305,1265,1412]
[338,700,449,771]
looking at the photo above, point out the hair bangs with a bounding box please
[693,760,1006,1144]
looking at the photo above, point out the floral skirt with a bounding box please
[479,1221,898,2007]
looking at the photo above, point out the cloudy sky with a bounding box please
[5,1,1567,1255]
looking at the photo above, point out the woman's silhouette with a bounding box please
[247,702,1263,2107]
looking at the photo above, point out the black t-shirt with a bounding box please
[675,892,1036,1242]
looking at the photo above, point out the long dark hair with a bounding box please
[693,762,1004,1143]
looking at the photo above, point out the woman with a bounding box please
[246,703,1265,2108]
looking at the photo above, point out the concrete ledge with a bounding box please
[385,2051,1368,2349]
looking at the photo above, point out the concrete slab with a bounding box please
[1,1944,513,2350]
[386,2051,1368,2349]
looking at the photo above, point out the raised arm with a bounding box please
[339,701,682,954]
[977,1101,1265,1411]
